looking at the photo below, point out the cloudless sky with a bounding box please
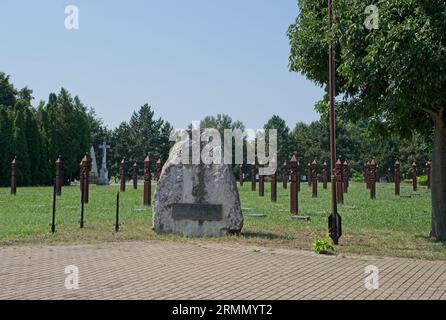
[0,0,324,130]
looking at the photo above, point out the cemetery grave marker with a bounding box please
[412,161,418,192]
[343,160,349,193]
[311,160,317,198]
[395,160,401,196]
[322,161,328,190]
[290,154,298,214]
[120,159,126,192]
[250,164,256,191]
[282,162,287,189]
[55,156,62,196]
[335,159,344,204]
[133,162,138,190]
[425,161,431,190]
[271,159,277,202]
[239,164,244,187]
[307,162,311,186]
[144,155,151,206]
[370,160,377,199]
[11,157,16,195]
[259,165,265,197]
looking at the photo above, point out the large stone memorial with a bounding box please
[89,146,99,184]
[153,139,243,237]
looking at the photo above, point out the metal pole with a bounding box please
[327,0,341,245]
[51,181,56,233]
[80,166,86,228]
[115,192,120,232]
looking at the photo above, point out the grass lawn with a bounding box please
[0,181,445,260]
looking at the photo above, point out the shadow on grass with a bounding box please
[241,231,291,240]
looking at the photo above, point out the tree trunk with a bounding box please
[431,116,446,241]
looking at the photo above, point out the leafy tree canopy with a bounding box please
[288,0,446,136]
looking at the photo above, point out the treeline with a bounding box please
[0,72,91,186]
[0,72,173,187]
[287,119,431,180]
[200,114,431,181]
[0,71,431,187]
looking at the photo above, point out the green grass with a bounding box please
[0,181,445,260]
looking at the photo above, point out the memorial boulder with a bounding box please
[153,139,243,237]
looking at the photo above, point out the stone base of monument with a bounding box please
[98,168,109,185]
[89,173,99,184]
[153,139,243,237]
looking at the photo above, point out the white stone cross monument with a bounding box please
[98,141,110,185]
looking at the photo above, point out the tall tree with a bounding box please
[264,115,291,167]
[200,114,245,136]
[0,106,13,186]
[288,0,446,240]
[39,89,91,183]
[0,73,17,108]
[11,107,31,185]
[111,104,172,177]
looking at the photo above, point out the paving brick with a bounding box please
[0,241,445,300]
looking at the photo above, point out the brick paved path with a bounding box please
[1,241,445,300]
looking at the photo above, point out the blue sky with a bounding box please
[0,0,323,130]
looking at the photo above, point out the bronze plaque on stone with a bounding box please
[172,203,223,221]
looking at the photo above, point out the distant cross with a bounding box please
[99,141,110,168]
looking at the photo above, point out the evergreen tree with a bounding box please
[0,106,14,186]
[264,115,291,167]
[12,106,31,186]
